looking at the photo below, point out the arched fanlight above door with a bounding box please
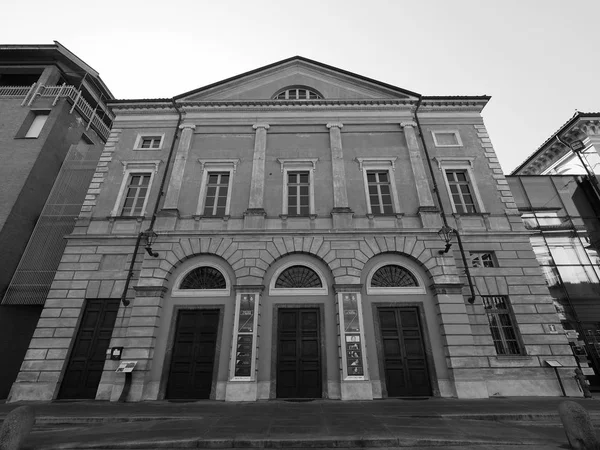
[269,262,328,295]
[172,263,230,297]
[367,263,425,295]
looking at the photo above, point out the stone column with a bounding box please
[327,123,354,229]
[401,121,440,228]
[162,124,196,214]
[244,123,269,229]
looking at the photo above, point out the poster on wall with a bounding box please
[342,293,364,377]
[233,294,256,378]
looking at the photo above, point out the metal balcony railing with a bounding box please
[0,83,112,141]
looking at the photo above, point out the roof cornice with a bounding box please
[511,112,600,175]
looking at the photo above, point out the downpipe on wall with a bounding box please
[413,97,476,304]
[120,100,183,307]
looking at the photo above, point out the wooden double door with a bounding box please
[379,307,432,397]
[166,309,219,399]
[277,308,322,398]
[59,299,120,399]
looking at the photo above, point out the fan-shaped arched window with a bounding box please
[270,262,328,295]
[273,87,323,100]
[179,266,226,289]
[276,265,322,288]
[371,265,418,288]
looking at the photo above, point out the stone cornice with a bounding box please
[109,98,490,115]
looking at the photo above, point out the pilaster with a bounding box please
[162,124,196,214]
[327,123,354,229]
[401,122,439,228]
[244,124,269,229]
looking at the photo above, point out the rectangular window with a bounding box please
[121,173,150,216]
[367,171,394,215]
[446,170,477,213]
[140,136,162,149]
[482,296,523,355]
[25,111,49,138]
[203,172,230,217]
[470,251,496,268]
[287,171,310,216]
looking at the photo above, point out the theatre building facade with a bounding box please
[8,57,581,402]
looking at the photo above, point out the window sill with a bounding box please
[193,215,230,221]
[493,355,530,360]
[133,148,162,151]
[280,214,317,220]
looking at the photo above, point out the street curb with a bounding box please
[31,436,551,449]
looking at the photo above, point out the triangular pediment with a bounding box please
[176,56,420,102]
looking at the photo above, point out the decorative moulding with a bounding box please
[277,158,319,172]
[197,158,240,173]
[355,156,397,171]
[120,160,162,174]
[432,156,475,170]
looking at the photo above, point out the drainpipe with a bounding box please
[413,97,477,303]
[120,99,183,306]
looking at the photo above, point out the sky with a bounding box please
[2,0,599,174]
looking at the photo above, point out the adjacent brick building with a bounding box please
[8,57,580,402]
[0,42,113,397]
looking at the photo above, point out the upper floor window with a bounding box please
[196,159,239,218]
[111,160,161,217]
[134,133,164,150]
[25,111,50,138]
[278,158,318,217]
[273,86,323,100]
[121,174,150,216]
[446,170,478,213]
[356,157,400,216]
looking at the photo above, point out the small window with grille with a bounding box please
[446,170,478,214]
[482,296,523,356]
[470,251,496,268]
[270,262,328,295]
[370,265,418,288]
[121,173,151,216]
[367,171,394,215]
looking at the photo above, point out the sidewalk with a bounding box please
[2,397,598,449]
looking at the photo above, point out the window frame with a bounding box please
[432,130,463,147]
[482,295,525,356]
[133,133,165,151]
[366,261,425,295]
[434,157,486,214]
[272,86,323,100]
[23,110,50,138]
[356,157,400,216]
[269,261,328,296]
[111,160,161,217]
[469,251,497,268]
[277,158,318,217]
[195,159,239,218]
[172,262,231,297]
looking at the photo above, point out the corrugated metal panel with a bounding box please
[2,141,102,305]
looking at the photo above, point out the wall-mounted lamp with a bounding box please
[437,225,455,254]
[143,230,159,257]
